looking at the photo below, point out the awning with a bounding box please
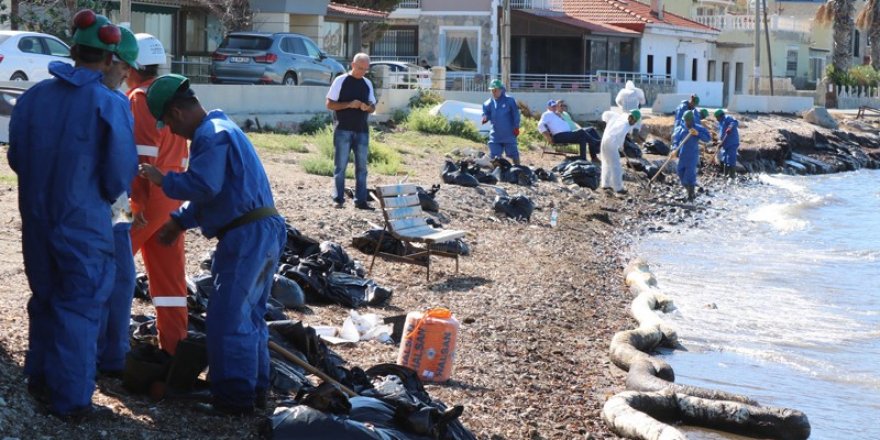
[514,9,639,37]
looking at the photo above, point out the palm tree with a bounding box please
[856,0,880,69]
[816,0,856,73]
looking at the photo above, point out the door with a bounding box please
[722,62,730,106]
[302,37,332,85]
[676,54,686,81]
[735,62,744,94]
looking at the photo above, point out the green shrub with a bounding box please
[299,113,333,135]
[517,116,544,148]
[301,156,346,177]
[302,127,402,176]
[448,119,485,143]
[408,89,444,108]
[848,65,880,88]
[390,108,409,125]
[311,126,336,159]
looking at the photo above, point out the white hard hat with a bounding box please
[134,33,167,67]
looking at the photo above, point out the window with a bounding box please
[322,20,347,57]
[441,28,479,72]
[303,38,322,59]
[42,38,70,57]
[666,56,672,76]
[371,28,417,58]
[691,58,698,81]
[786,47,798,77]
[18,37,40,54]
[853,30,860,57]
[222,36,273,51]
[647,54,654,74]
[132,10,173,55]
[809,56,824,82]
[184,10,206,53]
[282,37,307,55]
[735,62,744,93]
[590,39,608,72]
[708,60,716,81]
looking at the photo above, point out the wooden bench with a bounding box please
[539,130,582,157]
[369,184,466,281]
[856,105,880,119]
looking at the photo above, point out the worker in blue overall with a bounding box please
[482,79,522,165]
[673,94,701,128]
[138,74,286,416]
[673,110,711,202]
[7,10,136,421]
[714,109,740,179]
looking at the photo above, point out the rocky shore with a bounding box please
[0,111,873,439]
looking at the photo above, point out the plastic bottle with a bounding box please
[550,208,558,228]
[397,308,459,383]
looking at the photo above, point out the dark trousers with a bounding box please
[553,129,600,159]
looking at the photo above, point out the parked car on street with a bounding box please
[369,61,431,89]
[210,32,345,86]
[0,31,72,82]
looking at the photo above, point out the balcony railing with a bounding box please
[443,70,677,91]
[397,0,420,8]
[511,0,564,11]
[595,70,675,85]
[696,14,811,33]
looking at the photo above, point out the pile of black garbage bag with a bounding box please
[493,195,534,222]
[552,158,600,190]
[441,157,555,188]
[351,229,471,259]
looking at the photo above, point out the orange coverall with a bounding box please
[128,79,190,355]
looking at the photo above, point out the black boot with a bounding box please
[686,185,696,202]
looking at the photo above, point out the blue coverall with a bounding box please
[162,110,285,410]
[717,115,740,167]
[482,88,521,161]
[673,100,701,128]
[7,61,136,416]
[673,122,711,187]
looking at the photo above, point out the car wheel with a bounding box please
[283,73,297,86]
[10,72,27,81]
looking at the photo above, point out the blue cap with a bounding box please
[547,100,557,107]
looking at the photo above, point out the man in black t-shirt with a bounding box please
[326,53,377,210]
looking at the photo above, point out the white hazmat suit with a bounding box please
[600,113,635,192]
[615,80,646,111]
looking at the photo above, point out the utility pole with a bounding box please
[120,0,132,24]
[762,0,774,96]
[753,0,761,95]
[502,0,511,87]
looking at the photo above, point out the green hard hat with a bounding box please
[114,27,139,69]
[630,109,641,122]
[71,10,120,52]
[691,94,700,105]
[683,110,694,121]
[699,108,709,119]
[488,79,504,89]
[146,74,192,127]
[714,109,725,118]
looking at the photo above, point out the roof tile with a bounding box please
[563,0,717,33]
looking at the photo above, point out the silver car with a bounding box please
[210,32,345,86]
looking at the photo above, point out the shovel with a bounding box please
[647,132,692,187]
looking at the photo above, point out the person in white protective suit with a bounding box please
[615,80,645,112]
[600,109,640,194]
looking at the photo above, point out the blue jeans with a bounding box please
[333,129,369,205]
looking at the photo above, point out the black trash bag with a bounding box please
[131,317,158,344]
[268,320,352,387]
[552,156,581,173]
[123,342,171,394]
[272,274,306,309]
[645,164,664,181]
[623,138,643,158]
[133,272,150,301]
[534,167,557,182]
[627,158,647,172]
[266,297,289,322]
[165,333,208,392]
[645,139,670,156]
[560,160,600,190]
[351,229,409,256]
[493,195,534,221]
[491,157,513,170]
[441,160,459,185]
[326,272,393,308]
[319,241,366,277]
[186,273,214,314]
[474,172,497,184]
[199,251,214,271]
[261,403,407,440]
[282,224,321,265]
[416,185,440,212]
[507,166,536,186]
[270,356,311,396]
[452,172,479,188]
[428,239,470,256]
[301,382,352,415]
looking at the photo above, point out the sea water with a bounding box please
[637,169,880,439]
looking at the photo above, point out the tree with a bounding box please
[856,0,880,70]
[0,0,110,43]
[193,0,253,34]
[816,0,856,74]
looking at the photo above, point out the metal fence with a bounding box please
[443,71,678,92]
[510,0,564,11]
[595,70,675,85]
[171,55,212,84]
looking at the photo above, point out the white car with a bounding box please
[0,31,73,82]
[369,61,431,89]
[0,86,25,143]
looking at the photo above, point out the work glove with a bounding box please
[513,127,520,137]
[689,128,698,137]
[481,116,488,124]
[726,128,732,135]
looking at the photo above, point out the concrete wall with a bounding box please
[652,94,689,115]
[253,12,292,33]
[640,32,713,81]
[727,94,814,114]
[676,80,723,108]
[290,15,322,42]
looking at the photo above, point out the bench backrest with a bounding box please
[374,184,430,236]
